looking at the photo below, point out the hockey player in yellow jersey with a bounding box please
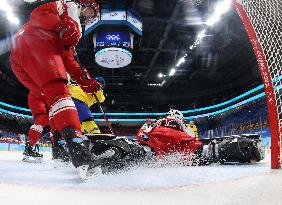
[186,120,199,140]
[68,76,105,134]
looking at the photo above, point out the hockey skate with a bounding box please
[22,142,43,163]
[52,131,70,168]
[62,127,103,181]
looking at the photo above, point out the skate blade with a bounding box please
[22,155,43,163]
[77,165,102,182]
[53,159,70,168]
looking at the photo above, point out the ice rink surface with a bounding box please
[0,151,282,205]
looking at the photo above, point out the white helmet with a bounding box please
[166,109,184,122]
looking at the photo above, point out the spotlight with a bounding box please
[176,57,186,67]
[169,68,176,76]
[197,29,206,40]
[206,0,231,26]
[215,0,232,14]
[0,1,20,25]
[7,13,20,25]
[158,73,164,78]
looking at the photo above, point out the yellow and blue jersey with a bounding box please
[68,85,105,107]
[68,85,105,134]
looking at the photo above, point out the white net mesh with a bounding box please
[236,0,282,166]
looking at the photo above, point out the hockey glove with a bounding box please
[54,16,81,48]
[74,68,100,94]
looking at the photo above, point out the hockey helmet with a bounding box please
[95,77,105,88]
[76,0,100,25]
[146,117,152,124]
[166,109,184,122]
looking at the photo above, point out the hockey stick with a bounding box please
[92,92,115,136]
[73,53,116,136]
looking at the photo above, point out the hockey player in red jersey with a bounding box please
[10,0,101,179]
[136,109,204,162]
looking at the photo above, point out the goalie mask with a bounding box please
[76,0,100,25]
[166,109,184,122]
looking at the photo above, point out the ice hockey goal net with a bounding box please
[233,0,282,168]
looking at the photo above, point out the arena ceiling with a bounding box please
[0,0,262,113]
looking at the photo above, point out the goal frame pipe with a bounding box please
[233,0,280,169]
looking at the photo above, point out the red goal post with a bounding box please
[233,0,282,168]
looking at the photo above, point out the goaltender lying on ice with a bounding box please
[81,125,266,173]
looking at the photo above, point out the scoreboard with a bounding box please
[85,7,142,68]
[96,32,131,48]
